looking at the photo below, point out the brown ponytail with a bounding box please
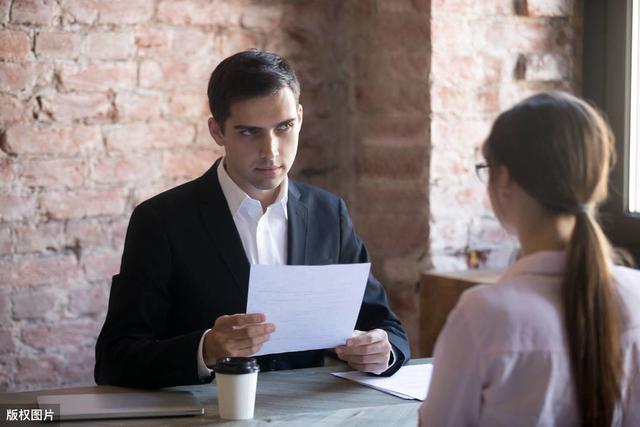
[563,211,621,426]
[484,91,621,426]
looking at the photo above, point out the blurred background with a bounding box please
[0,0,599,391]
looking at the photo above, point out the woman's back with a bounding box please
[419,251,640,426]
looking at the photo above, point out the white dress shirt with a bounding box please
[419,250,640,427]
[197,160,289,379]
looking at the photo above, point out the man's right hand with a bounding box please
[202,313,275,367]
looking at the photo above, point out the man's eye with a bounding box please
[276,122,293,132]
[239,128,257,136]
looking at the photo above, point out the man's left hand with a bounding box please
[335,329,392,375]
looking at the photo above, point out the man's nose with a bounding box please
[260,133,279,159]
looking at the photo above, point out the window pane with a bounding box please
[630,0,640,214]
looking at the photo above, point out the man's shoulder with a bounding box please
[136,174,206,215]
[290,180,342,206]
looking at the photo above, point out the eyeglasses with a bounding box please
[474,162,490,184]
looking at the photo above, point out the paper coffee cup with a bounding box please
[214,357,260,420]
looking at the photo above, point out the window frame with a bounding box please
[583,0,640,262]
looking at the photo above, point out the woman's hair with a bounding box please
[483,91,621,426]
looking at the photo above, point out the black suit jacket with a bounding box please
[95,159,410,388]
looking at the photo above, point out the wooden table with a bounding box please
[420,270,502,357]
[0,359,431,426]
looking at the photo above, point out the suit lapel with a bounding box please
[197,159,250,300]
[287,181,308,265]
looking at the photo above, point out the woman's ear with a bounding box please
[208,117,225,147]
[494,165,515,201]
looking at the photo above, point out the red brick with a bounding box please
[355,212,428,256]
[0,224,11,254]
[0,0,10,23]
[22,322,99,350]
[104,121,195,151]
[39,188,127,220]
[54,348,94,384]
[134,28,171,58]
[431,83,500,113]
[355,180,427,215]
[40,92,113,122]
[0,94,29,123]
[516,52,571,81]
[432,0,514,15]
[11,288,57,319]
[431,16,473,52]
[2,125,101,155]
[167,92,208,118]
[91,154,159,184]
[0,292,10,325]
[0,62,39,92]
[58,62,137,91]
[357,114,429,147]
[66,219,110,247]
[60,0,97,24]
[15,356,59,385]
[68,285,108,316]
[240,5,283,29]
[0,30,31,60]
[171,29,215,57]
[432,52,503,83]
[0,329,15,353]
[0,193,37,221]
[194,121,215,147]
[85,32,134,60]
[431,117,492,151]
[0,157,12,189]
[109,218,128,249]
[215,30,263,58]
[20,158,86,188]
[0,254,81,287]
[132,181,177,206]
[82,248,121,281]
[157,0,240,26]
[353,49,428,82]
[162,149,218,180]
[35,31,82,59]
[356,145,429,179]
[10,0,58,25]
[15,221,65,253]
[139,59,212,90]
[96,0,154,24]
[354,81,428,114]
[522,0,574,17]
[114,91,163,122]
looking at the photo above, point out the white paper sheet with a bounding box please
[332,363,433,401]
[246,263,371,356]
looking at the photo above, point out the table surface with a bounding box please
[0,359,431,426]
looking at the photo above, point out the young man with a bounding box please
[94,51,410,388]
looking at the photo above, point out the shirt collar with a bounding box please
[499,250,566,283]
[217,158,289,217]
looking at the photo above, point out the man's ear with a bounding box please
[297,103,303,128]
[208,117,225,147]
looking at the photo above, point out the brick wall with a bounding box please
[428,0,580,270]
[0,0,581,391]
[0,0,341,392]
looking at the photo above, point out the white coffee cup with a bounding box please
[214,357,260,420]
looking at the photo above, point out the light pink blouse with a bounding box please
[419,251,640,427]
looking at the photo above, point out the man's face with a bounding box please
[208,87,303,202]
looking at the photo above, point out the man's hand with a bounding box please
[334,329,392,375]
[203,313,275,367]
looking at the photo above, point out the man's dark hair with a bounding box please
[207,50,301,128]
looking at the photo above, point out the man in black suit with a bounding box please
[95,51,410,388]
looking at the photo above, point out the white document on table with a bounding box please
[332,363,433,401]
[246,263,371,356]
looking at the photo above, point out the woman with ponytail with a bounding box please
[419,92,640,426]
